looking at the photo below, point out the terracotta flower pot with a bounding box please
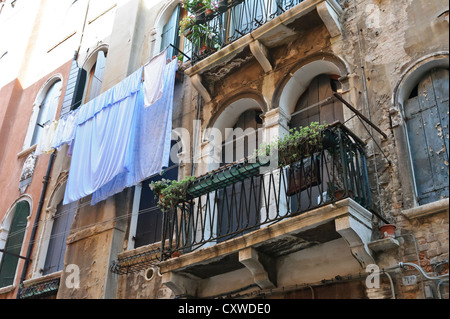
[171,251,182,258]
[379,224,396,239]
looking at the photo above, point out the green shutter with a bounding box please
[161,6,180,59]
[0,201,30,288]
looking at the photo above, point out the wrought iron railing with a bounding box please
[111,123,373,275]
[186,0,306,63]
[17,277,60,299]
[161,123,372,256]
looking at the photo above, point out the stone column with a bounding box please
[260,107,291,222]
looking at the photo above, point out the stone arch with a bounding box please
[274,53,349,117]
[392,52,449,119]
[0,195,32,233]
[201,91,267,172]
[206,90,267,141]
[80,44,109,73]
[34,74,64,108]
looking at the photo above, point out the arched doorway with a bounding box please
[205,95,266,242]
[276,55,349,213]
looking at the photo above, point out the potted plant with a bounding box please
[205,0,218,17]
[182,0,212,24]
[184,23,221,54]
[379,224,396,239]
[179,15,196,37]
[156,176,196,212]
[276,122,326,168]
[149,179,171,204]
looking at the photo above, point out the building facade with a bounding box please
[0,0,448,300]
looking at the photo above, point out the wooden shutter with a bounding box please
[0,201,30,288]
[87,50,106,102]
[289,74,343,212]
[43,200,77,275]
[406,68,449,205]
[161,6,180,59]
[290,74,343,128]
[61,55,87,116]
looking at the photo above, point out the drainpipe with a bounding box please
[16,151,56,298]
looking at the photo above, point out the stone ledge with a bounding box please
[402,198,449,219]
[22,270,62,287]
[0,284,15,295]
[368,237,400,253]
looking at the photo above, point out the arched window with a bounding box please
[29,80,62,147]
[0,200,30,288]
[404,68,449,205]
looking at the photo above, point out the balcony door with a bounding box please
[289,74,343,212]
[216,109,263,242]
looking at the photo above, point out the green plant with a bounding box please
[252,122,327,168]
[184,23,221,50]
[179,15,196,36]
[156,176,196,212]
[182,0,214,11]
[149,179,170,195]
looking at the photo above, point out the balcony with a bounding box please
[111,124,382,296]
[181,0,343,101]
[160,122,374,256]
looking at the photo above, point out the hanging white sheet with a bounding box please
[90,58,177,205]
[63,67,143,205]
[143,48,168,107]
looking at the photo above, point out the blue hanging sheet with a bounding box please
[90,58,178,205]
[63,67,143,205]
